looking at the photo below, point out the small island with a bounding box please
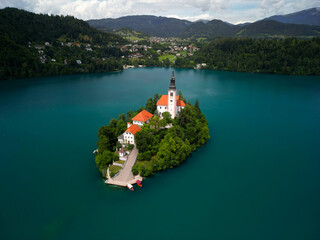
[94,70,210,187]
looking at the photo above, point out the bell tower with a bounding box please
[168,70,177,118]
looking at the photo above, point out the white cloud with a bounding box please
[0,0,319,23]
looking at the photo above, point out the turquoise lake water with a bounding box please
[0,68,320,240]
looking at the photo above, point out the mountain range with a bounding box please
[87,7,320,38]
[265,7,320,26]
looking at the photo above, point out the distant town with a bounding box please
[29,31,206,70]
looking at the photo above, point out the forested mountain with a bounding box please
[265,7,320,26]
[0,8,126,80]
[234,20,320,38]
[182,19,320,38]
[87,15,192,37]
[88,8,320,38]
[0,8,125,45]
[181,20,238,38]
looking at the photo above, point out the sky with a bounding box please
[0,0,319,24]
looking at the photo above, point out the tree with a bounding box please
[118,113,126,121]
[97,126,117,152]
[156,133,192,170]
[145,97,155,113]
[109,118,117,128]
[160,112,172,127]
[195,98,200,112]
[95,150,118,176]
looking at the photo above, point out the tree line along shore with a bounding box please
[1,8,320,80]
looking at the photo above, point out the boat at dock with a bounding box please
[127,184,134,191]
[136,180,142,187]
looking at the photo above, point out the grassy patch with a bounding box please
[109,165,122,178]
[159,54,176,62]
[197,37,207,41]
[115,160,126,165]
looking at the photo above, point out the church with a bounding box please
[117,70,185,145]
[156,70,185,118]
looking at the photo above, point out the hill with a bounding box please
[181,19,238,38]
[182,19,320,39]
[87,15,192,37]
[88,9,320,39]
[265,7,320,26]
[0,8,126,80]
[194,38,320,75]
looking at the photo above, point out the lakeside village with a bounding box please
[94,71,209,191]
[30,36,207,70]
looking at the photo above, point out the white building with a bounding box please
[132,110,153,127]
[117,110,153,145]
[123,124,141,145]
[156,70,185,118]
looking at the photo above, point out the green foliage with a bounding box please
[134,97,210,176]
[132,160,154,177]
[194,38,320,75]
[109,165,122,178]
[95,150,119,176]
[145,94,161,114]
[127,144,134,151]
[156,133,192,170]
[159,112,172,127]
[0,8,126,80]
[97,126,116,152]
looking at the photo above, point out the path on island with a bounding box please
[106,145,142,186]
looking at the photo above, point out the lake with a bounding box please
[0,68,320,240]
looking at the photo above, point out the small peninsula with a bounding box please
[94,70,210,187]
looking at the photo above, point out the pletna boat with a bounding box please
[136,180,142,187]
[127,184,134,191]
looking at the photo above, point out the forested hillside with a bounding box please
[87,15,192,37]
[265,7,320,26]
[194,38,320,75]
[181,20,320,39]
[0,8,126,80]
[88,14,320,39]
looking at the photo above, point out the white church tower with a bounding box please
[168,70,177,118]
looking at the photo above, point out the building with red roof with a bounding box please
[123,124,141,144]
[156,70,185,118]
[132,110,153,126]
[118,110,154,145]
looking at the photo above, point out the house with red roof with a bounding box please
[122,123,141,145]
[156,70,185,118]
[132,110,153,126]
[118,109,153,145]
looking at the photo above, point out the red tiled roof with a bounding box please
[156,95,185,107]
[156,95,168,106]
[177,99,186,107]
[125,124,141,135]
[131,110,153,122]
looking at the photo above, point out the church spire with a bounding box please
[169,69,176,90]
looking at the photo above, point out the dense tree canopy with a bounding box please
[194,38,320,75]
[133,96,210,177]
[0,7,126,80]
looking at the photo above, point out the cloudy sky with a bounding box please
[0,0,319,24]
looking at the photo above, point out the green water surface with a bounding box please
[0,68,319,240]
